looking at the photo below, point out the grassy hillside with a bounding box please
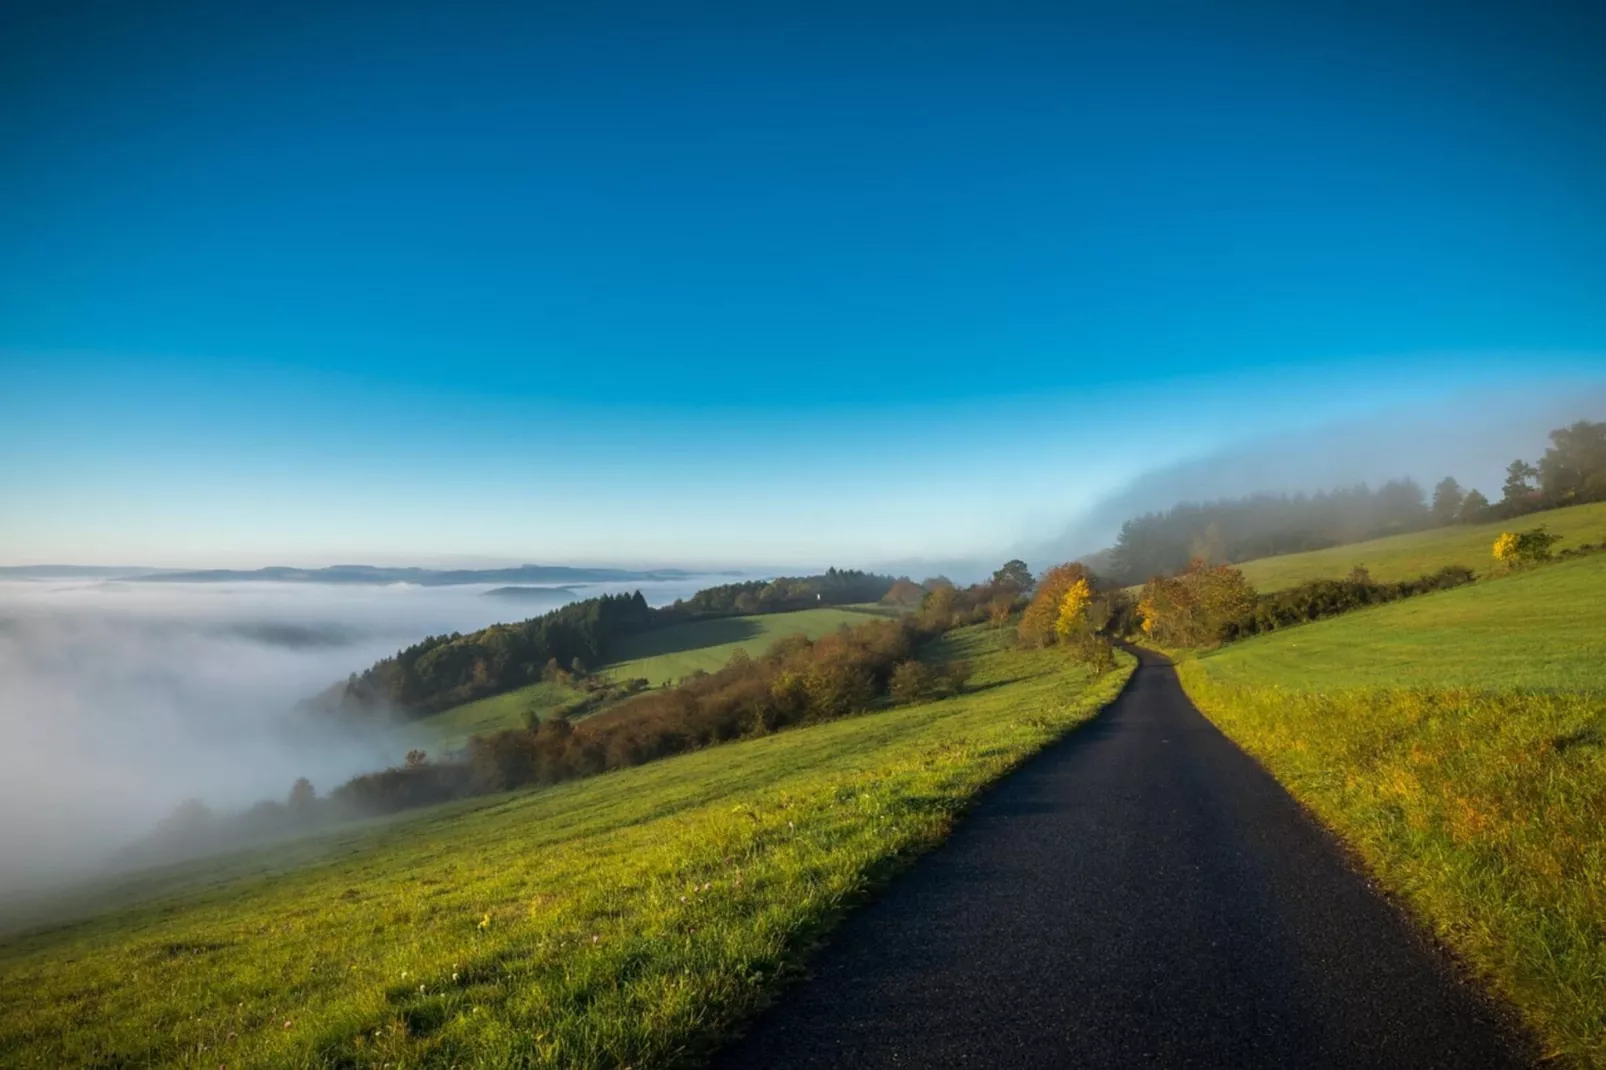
[606,606,892,686]
[1180,554,1606,1064]
[413,679,590,752]
[410,605,891,748]
[1203,553,1606,691]
[0,628,1130,1069]
[1234,499,1606,592]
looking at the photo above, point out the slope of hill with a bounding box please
[0,629,1131,1068]
[1180,554,1606,1064]
[409,605,895,748]
[605,605,896,685]
[1205,552,1606,690]
[1232,499,1606,592]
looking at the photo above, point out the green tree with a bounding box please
[1458,488,1491,523]
[1502,459,1538,505]
[990,559,1035,596]
[1538,420,1606,503]
[287,777,318,819]
[1430,477,1464,525]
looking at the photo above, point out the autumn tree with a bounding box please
[918,583,959,630]
[1137,559,1256,647]
[889,660,936,703]
[882,579,926,608]
[1018,563,1095,647]
[1054,577,1093,640]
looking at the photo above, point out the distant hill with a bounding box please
[124,564,730,586]
[482,585,581,600]
[0,565,165,579]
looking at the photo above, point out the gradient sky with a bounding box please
[3,2,1604,567]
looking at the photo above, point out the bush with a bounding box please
[889,660,936,703]
[1493,526,1562,567]
[1226,564,1476,640]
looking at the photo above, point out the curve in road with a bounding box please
[714,646,1532,1069]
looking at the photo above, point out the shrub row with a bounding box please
[1224,564,1477,640]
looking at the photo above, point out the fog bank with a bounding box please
[0,573,733,896]
[1035,386,1606,562]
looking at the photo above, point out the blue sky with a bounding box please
[2,3,1604,567]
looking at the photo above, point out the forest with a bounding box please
[1107,418,1606,583]
[316,568,898,718]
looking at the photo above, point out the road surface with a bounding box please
[714,647,1531,1069]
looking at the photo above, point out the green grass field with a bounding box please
[410,606,893,749]
[1180,553,1606,1064]
[0,627,1130,1068]
[1234,499,1606,591]
[413,679,590,752]
[1202,553,1606,691]
[605,606,892,686]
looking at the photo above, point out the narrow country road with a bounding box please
[714,647,1532,1069]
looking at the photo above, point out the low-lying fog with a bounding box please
[0,573,735,896]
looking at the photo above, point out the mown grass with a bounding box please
[1180,553,1606,1065]
[1235,499,1606,592]
[0,627,1130,1069]
[604,606,889,686]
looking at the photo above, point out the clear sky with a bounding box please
[3,2,1604,567]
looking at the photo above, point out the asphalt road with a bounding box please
[714,647,1532,1069]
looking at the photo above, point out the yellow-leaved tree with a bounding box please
[1054,577,1093,640]
[1018,563,1095,647]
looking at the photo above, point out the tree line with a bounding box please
[142,597,987,858]
[314,568,897,719]
[1107,417,1605,585]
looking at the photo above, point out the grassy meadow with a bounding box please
[0,627,1130,1068]
[605,606,893,686]
[413,679,590,752]
[1180,553,1606,1064]
[411,605,892,748]
[1234,499,1606,591]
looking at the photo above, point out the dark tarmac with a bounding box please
[714,647,1531,1069]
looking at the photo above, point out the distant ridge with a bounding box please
[128,565,733,586]
[0,565,166,579]
[0,564,742,586]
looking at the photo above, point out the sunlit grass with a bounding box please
[1200,553,1606,691]
[1180,553,1606,1065]
[410,606,893,748]
[0,627,1130,1068]
[605,606,890,685]
[1234,499,1606,592]
[413,679,589,752]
